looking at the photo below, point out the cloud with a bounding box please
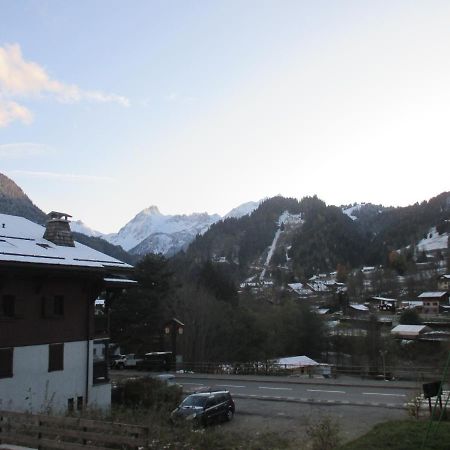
[9,170,114,183]
[0,99,33,126]
[0,142,53,158]
[0,43,130,126]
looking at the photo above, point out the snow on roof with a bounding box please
[0,213,132,271]
[276,355,319,366]
[418,292,448,298]
[371,296,396,302]
[439,275,450,280]
[391,325,429,335]
[349,303,369,311]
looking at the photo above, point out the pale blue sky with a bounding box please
[1,1,449,232]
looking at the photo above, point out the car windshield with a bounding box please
[181,395,207,407]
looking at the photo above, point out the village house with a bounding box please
[0,212,134,413]
[418,291,449,315]
[437,274,450,292]
[391,324,432,340]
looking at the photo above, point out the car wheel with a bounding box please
[225,409,234,421]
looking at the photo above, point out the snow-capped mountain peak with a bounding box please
[142,205,162,216]
[104,206,221,254]
[224,200,261,219]
[70,220,103,237]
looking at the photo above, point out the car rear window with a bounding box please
[182,395,207,407]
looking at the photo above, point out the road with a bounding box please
[111,371,415,442]
[173,374,416,409]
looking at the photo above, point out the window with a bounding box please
[0,347,13,378]
[67,398,74,412]
[77,396,83,411]
[54,296,64,316]
[48,343,64,372]
[42,296,64,318]
[1,295,15,318]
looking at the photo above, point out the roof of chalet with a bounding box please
[276,355,319,367]
[439,274,450,280]
[391,325,431,336]
[371,296,396,302]
[349,303,369,311]
[418,292,448,299]
[0,213,132,272]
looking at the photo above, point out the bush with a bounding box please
[113,377,182,411]
[307,415,341,450]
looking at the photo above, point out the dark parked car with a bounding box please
[171,390,235,426]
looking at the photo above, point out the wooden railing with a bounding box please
[0,410,149,450]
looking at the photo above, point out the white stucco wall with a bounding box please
[0,340,111,413]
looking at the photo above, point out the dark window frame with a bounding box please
[1,295,15,318]
[42,295,65,319]
[48,343,64,372]
[0,347,13,378]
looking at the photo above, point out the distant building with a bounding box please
[418,292,449,315]
[369,296,398,312]
[0,212,135,413]
[347,303,370,317]
[391,325,432,340]
[437,275,450,292]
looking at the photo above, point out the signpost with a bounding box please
[423,381,443,415]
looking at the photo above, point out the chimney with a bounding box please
[43,211,75,247]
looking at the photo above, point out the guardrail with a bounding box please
[170,361,446,382]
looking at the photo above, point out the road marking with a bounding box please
[259,386,293,391]
[216,384,246,388]
[307,389,346,394]
[180,382,204,385]
[362,392,406,397]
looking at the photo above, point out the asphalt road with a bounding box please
[174,374,416,409]
[110,371,414,443]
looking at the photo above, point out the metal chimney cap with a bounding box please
[47,211,72,221]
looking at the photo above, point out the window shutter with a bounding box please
[48,343,64,372]
[0,347,13,378]
[14,297,26,318]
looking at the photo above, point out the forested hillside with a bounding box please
[184,192,450,281]
[0,173,47,224]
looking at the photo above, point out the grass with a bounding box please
[339,420,450,450]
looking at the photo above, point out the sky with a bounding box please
[1,1,449,233]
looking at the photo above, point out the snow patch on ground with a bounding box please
[278,210,303,226]
[342,204,362,221]
[417,227,449,251]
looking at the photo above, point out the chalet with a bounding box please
[437,275,450,292]
[347,303,369,317]
[418,291,449,315]
[391,324,431,340]
[0,212,135,413]
[369,296,398,312]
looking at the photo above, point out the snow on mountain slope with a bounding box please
[342,204,362,221]
[71,220,103,237]
[417,227,449,252]
[104,206,221,253]
[224,200,261,219]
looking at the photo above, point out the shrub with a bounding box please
[307,415,341,450]
[113,377,182,411]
